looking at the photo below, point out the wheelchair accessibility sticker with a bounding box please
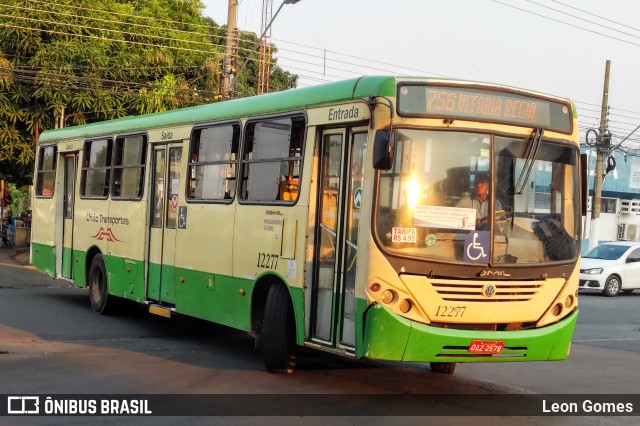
[463,231,490,262]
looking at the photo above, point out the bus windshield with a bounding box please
[374,129,580,265]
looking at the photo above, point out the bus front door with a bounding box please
[61,154,77,279]
[147,144,182,304]
[312,128,366,349]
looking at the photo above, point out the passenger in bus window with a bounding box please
[456,173,501,230]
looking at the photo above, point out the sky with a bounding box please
[201,0,640,147]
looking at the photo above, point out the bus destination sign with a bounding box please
[397,85,572,133]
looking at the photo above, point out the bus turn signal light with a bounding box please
[399,299,412,313]
[370,283,381,292]
[565,295,574,308]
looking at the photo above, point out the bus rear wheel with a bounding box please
[430,362,456,374]
[263,284,296,373]
[89,254,113,315]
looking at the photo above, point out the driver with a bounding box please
[457,173,501,230]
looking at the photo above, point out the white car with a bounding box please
[579,242,640,296]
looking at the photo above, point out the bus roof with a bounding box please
[38,75,575,144]
[38,75,398,144]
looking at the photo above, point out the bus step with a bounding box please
[149,304,173,318]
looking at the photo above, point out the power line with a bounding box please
[4,0,640,128]
[0,22,218,55]
[25,0,216,31]
[525,0,640,40]
[1,2,214,40]
[551,0,640,34]
[0,12,215,50]
[489,0,640,48]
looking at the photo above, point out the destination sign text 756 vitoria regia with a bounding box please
[397,84,572,133]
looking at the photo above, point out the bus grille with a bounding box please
[431,281,543,302]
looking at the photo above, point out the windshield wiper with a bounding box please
[514,128,544,195]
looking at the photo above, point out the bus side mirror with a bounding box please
[373,129,393,170]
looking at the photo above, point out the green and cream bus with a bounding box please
[32,76,583,374]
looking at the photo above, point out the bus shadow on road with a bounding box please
[39,290,400,377]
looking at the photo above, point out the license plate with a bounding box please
[468,340,505,354]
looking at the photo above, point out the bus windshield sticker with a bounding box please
[425,234,437,247]
[391,227,416,243]
[413,205,475,230]
[463,231,490,262]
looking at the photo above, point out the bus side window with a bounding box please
[240,115,305,203]
[112,135,147,199]
[188,124,239,201]
[35,145,57,198]
[81,138,113,198]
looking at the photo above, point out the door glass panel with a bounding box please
[151,149,166,228]
[64,157,75,219]
[341,132,366,345]
[166,147,182,229]
[315,133,343,340]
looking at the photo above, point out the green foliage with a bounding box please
[3,181,29,215]
[0,0,298,186]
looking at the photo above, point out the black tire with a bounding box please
[263,284,296,373]
[430,362,457,375]
[603,275,621,297]
[88,254,113,314]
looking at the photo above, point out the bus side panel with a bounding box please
[72,248,88,287]
[104,255,145,301]
[174,267,252,331]
[31,242,56,278]
[105,199,148,301]
[173,202,236,320]
[72,198,109,285]
[31,194,57,278]
[233,205,307,337]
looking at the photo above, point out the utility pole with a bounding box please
[221,0,238,100]
[589,60,611,249]
[231,0,301,96]
[257,0,274,95]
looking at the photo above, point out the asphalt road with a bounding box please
[0,248,638,425]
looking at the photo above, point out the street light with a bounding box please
[231,0,301,95]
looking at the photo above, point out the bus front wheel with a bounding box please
[263,284,296,373]
[89,254,113,315]
[430,362,456,374]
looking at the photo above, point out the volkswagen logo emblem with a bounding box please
[483,284,496,298]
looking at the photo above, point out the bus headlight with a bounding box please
[381,290,395,304]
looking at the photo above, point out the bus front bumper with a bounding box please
[362,304,578,363]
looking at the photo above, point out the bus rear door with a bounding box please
[61,153,77,279]
[147,144,182,304]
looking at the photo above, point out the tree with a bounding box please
[0,0,298,186]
